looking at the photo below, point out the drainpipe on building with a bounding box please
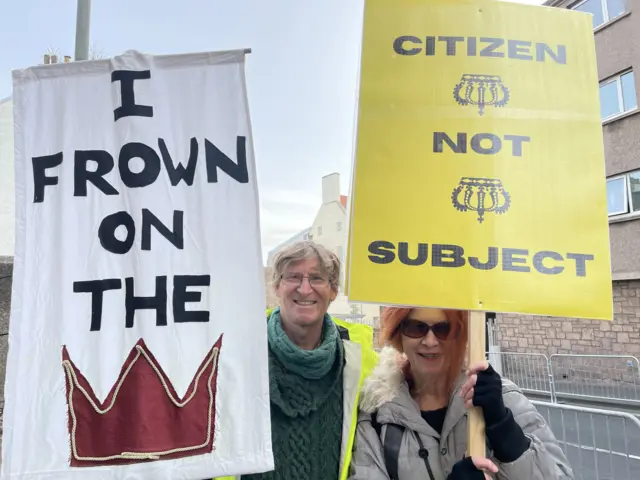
[74,0,92,62]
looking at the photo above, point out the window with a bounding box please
[336,221,342,232]
[607,176,627,215]
[573,0,626,29]
[629,172,640,212]
[607,170,640,217]
[600,71,637,120]
[317,226,322,236]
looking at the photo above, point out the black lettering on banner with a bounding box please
[503,248,530,273]
[508,40,533,60]
[119,142,161,188]
[73,279,123,331]
[433,132,467,154]
[392,36,566,64]
[434,133,529,156]
[393,36,422,55]
[111,70,154,121]
[365,241,594,278]
[74,150,119,197]
[438,36,464,55]
[504,135,531,157]
[536,44,567,64]
[158,137,199,186]
[425,36,436,55]
[125,276,168,328]
[432,244,465,268]
[467,37,477,56]
[398,242,428,266]
[567,253,594,277]
[470,133,501,155]
[368,241,396,264]
[54,67,258,335]
[533,251,564,275]
[205,136,249,183]
[480,37,505,58]
[469,247,499,270]
[141,209,184,251]
[32,152,63,203]
[98,211,136,255]
[174,275,211,323]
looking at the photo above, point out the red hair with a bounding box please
[379,306,469,396]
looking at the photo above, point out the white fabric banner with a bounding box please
[3,49,273,480]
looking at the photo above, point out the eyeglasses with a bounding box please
[399,319,451,341]
[281,273,330,288]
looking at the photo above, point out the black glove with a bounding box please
[472,364,507,427]
[472,364,531,463]
[447,457,485,480]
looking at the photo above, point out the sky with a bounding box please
[0,0,544,260]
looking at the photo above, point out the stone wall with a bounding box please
[495,280,640,356]
[0,256,12,430]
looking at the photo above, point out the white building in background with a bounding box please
[0,96,14,257]
[266,227,311,266]
[266,173,382,329]
[308,173,348,264]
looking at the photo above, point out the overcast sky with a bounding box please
[0,0,544,260]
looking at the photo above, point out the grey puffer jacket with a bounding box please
[349,347,574,480]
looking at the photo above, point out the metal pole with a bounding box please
[74,0,92,61]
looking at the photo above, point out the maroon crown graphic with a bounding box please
[61,335,223,467]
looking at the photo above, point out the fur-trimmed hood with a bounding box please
[359,346,409,413]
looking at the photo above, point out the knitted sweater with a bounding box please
[244,308,345,480]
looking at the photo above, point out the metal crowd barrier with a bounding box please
[487,351,640,406]
[532,400,640,480]
[487,352,556,402]
[550,354,640,406]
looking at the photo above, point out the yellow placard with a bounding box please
[347,0,613,320]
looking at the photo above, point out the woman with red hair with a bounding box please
[349,307,573,480]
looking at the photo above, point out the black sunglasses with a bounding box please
[399,319,451,341]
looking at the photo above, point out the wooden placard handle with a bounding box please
[467,310,486,458]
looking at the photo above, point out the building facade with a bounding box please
[496,0,640,356]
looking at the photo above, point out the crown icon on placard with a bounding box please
[61,335,223,467]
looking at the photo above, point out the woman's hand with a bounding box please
[459,361,508,426]
[447,456,499,480]
[460,362,532,465]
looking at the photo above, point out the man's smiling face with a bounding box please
[275,257,337,328]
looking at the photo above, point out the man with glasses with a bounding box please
[218,241,377,480]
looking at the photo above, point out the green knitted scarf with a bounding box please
[244,308,345,480]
